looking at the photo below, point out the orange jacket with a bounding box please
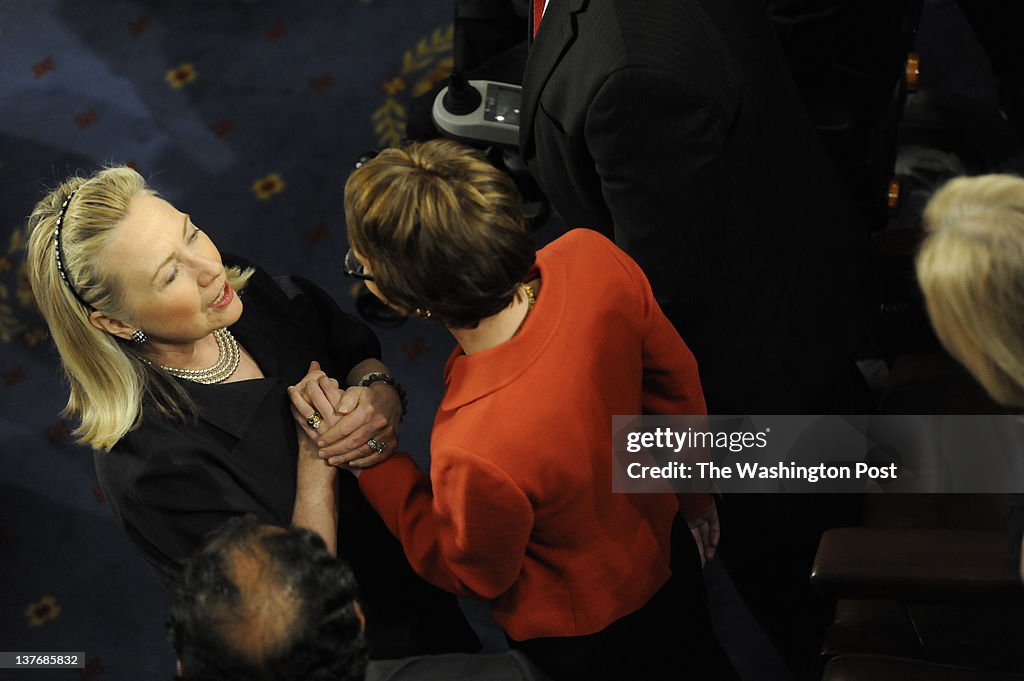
[360,229,708,640]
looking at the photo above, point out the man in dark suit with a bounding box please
[521,0,871,416]
[519,1,874,677]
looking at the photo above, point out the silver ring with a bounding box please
[366,438,386,454]
[306,411,323,430]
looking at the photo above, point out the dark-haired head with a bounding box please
[167,516,366,681]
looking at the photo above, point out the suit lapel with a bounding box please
[520,0,587,155]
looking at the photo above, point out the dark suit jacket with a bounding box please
[520,0,873,414]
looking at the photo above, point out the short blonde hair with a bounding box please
[25,166,252,450]
[916,174,1024,407]
[344,140,534,328]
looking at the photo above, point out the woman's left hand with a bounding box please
[687,499,721,567]
[288,361,343,441]
[315,382,401,468]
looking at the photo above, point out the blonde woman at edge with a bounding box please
[24,166,478,658]
[916,172,1024,576]
[917,174,1024,407]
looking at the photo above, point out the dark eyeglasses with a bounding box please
[344,248,374,281]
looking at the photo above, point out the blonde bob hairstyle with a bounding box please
[916,174,1024,407]
[25,166,252,450]
[344,139,535,329]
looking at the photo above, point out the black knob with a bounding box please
[443,69,482,116]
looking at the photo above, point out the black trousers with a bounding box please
[508,517,738,681]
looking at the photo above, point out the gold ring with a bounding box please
[306,410,323,430]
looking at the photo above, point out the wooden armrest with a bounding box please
[811,528,1023,601]
[823,655,1024,681]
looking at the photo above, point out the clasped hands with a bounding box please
[287,361,401,473]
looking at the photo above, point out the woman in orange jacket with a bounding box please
[290,139,736,681]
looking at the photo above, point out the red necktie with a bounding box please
[533,0,545,38]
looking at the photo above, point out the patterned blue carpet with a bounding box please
[0,2,466,678]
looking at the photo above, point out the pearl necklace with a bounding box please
[159,328,240,385]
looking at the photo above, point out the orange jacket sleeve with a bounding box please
[358,449,534,599]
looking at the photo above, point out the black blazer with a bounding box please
[520,0,873,414]
[95,262,478,658]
